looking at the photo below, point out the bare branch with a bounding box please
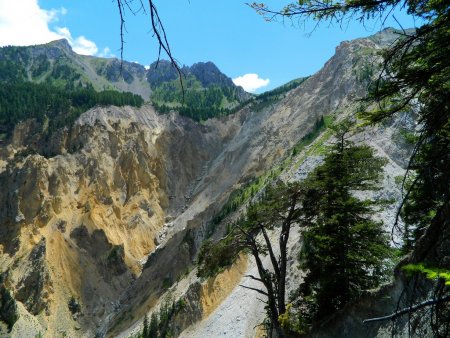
[245,274,264,283]
[116,0,125,67]
[239,284,269,297]
[116,0,184,94]
[363,295,450,324]
[258,222,281,278]
[148,1,185,96]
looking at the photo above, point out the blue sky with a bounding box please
[0,1,422,92]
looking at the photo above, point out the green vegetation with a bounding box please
[48,63,81,85]
[68,296,81,315]
[350,47,378,84]
[198,181,306,337]
[355,63,374,84]
[297,122,392,329]
[139,298,186,338]
[364,8,450,258]
[161,277,173,291]
[0,45,83,86]
[232,77,309,114]
[403,264,450,286]
[0,53,141,141]
[30,54,50,78]
[247,77,309,113]
[0,82,143,137]
[151,75,243,121]
[94,59,137,84]
[201,173,275,239]
[201,114,331,240]
[0,60,26,82]
[259,77,309,100]
[197,237,240,278]
[0,276,18,333]
[291,115,326,156]
[198,121,392,337]
[152,75,309,122]
[249,0,450,335]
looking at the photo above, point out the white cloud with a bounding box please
[0,0,107,56]
[55,27,98,55]
[98,47,115,58]
[232,73,270,93]
[46,7,67,22]
[0,0,62,46]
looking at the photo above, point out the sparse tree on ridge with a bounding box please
[297,122,392,330]
[198,181,306,338]
[198,121,393,337]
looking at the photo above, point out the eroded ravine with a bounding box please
[0,29,403,338]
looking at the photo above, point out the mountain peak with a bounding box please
[189,61,234,88]
[47,38,72,51]
[146,60,180,87]
[146,60,237,90]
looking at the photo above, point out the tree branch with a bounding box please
[245,274,264,283]
[258,222,281,278]
[239,284,269,297]
[147,1,185,96]
[116,0,125,66]
[363,295,450,324]
[116,0,184,94]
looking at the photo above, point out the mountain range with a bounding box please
[0,28,439,338]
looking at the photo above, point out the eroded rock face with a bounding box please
[15,238,50,316]
[0,29,408,337]
[0,104,235,336]
[70,226,129,277]
[0,110,153,334]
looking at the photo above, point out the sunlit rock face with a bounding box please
[0,28,420,337]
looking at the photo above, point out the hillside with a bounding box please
[0,40,249,124]
[0,28,443,338]
[0,39,149,97]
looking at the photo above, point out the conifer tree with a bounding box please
[142,313,149,338]
[250,0,450,334]
[298,122,392,326]
[149,312,158,338]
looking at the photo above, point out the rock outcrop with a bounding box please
[0,28,416,337]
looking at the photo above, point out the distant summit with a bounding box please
[47,38,72,50]
[146,60,244,92]
[146,60,179,87]
[147,60,251,120]
[190,61,235,88]
[0,40,251,122]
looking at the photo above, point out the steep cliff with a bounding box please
[113,29,414,338]
[0,28,420,338]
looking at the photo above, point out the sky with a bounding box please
[0,1,423,93]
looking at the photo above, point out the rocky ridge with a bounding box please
[0,40,248,102]
[0,28,414,337]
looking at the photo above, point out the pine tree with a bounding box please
[142,313,149,338]
[299,122,392,325]
[149,312,158,338]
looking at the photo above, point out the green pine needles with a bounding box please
[403,264,450,286]
[297,123,393,328]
